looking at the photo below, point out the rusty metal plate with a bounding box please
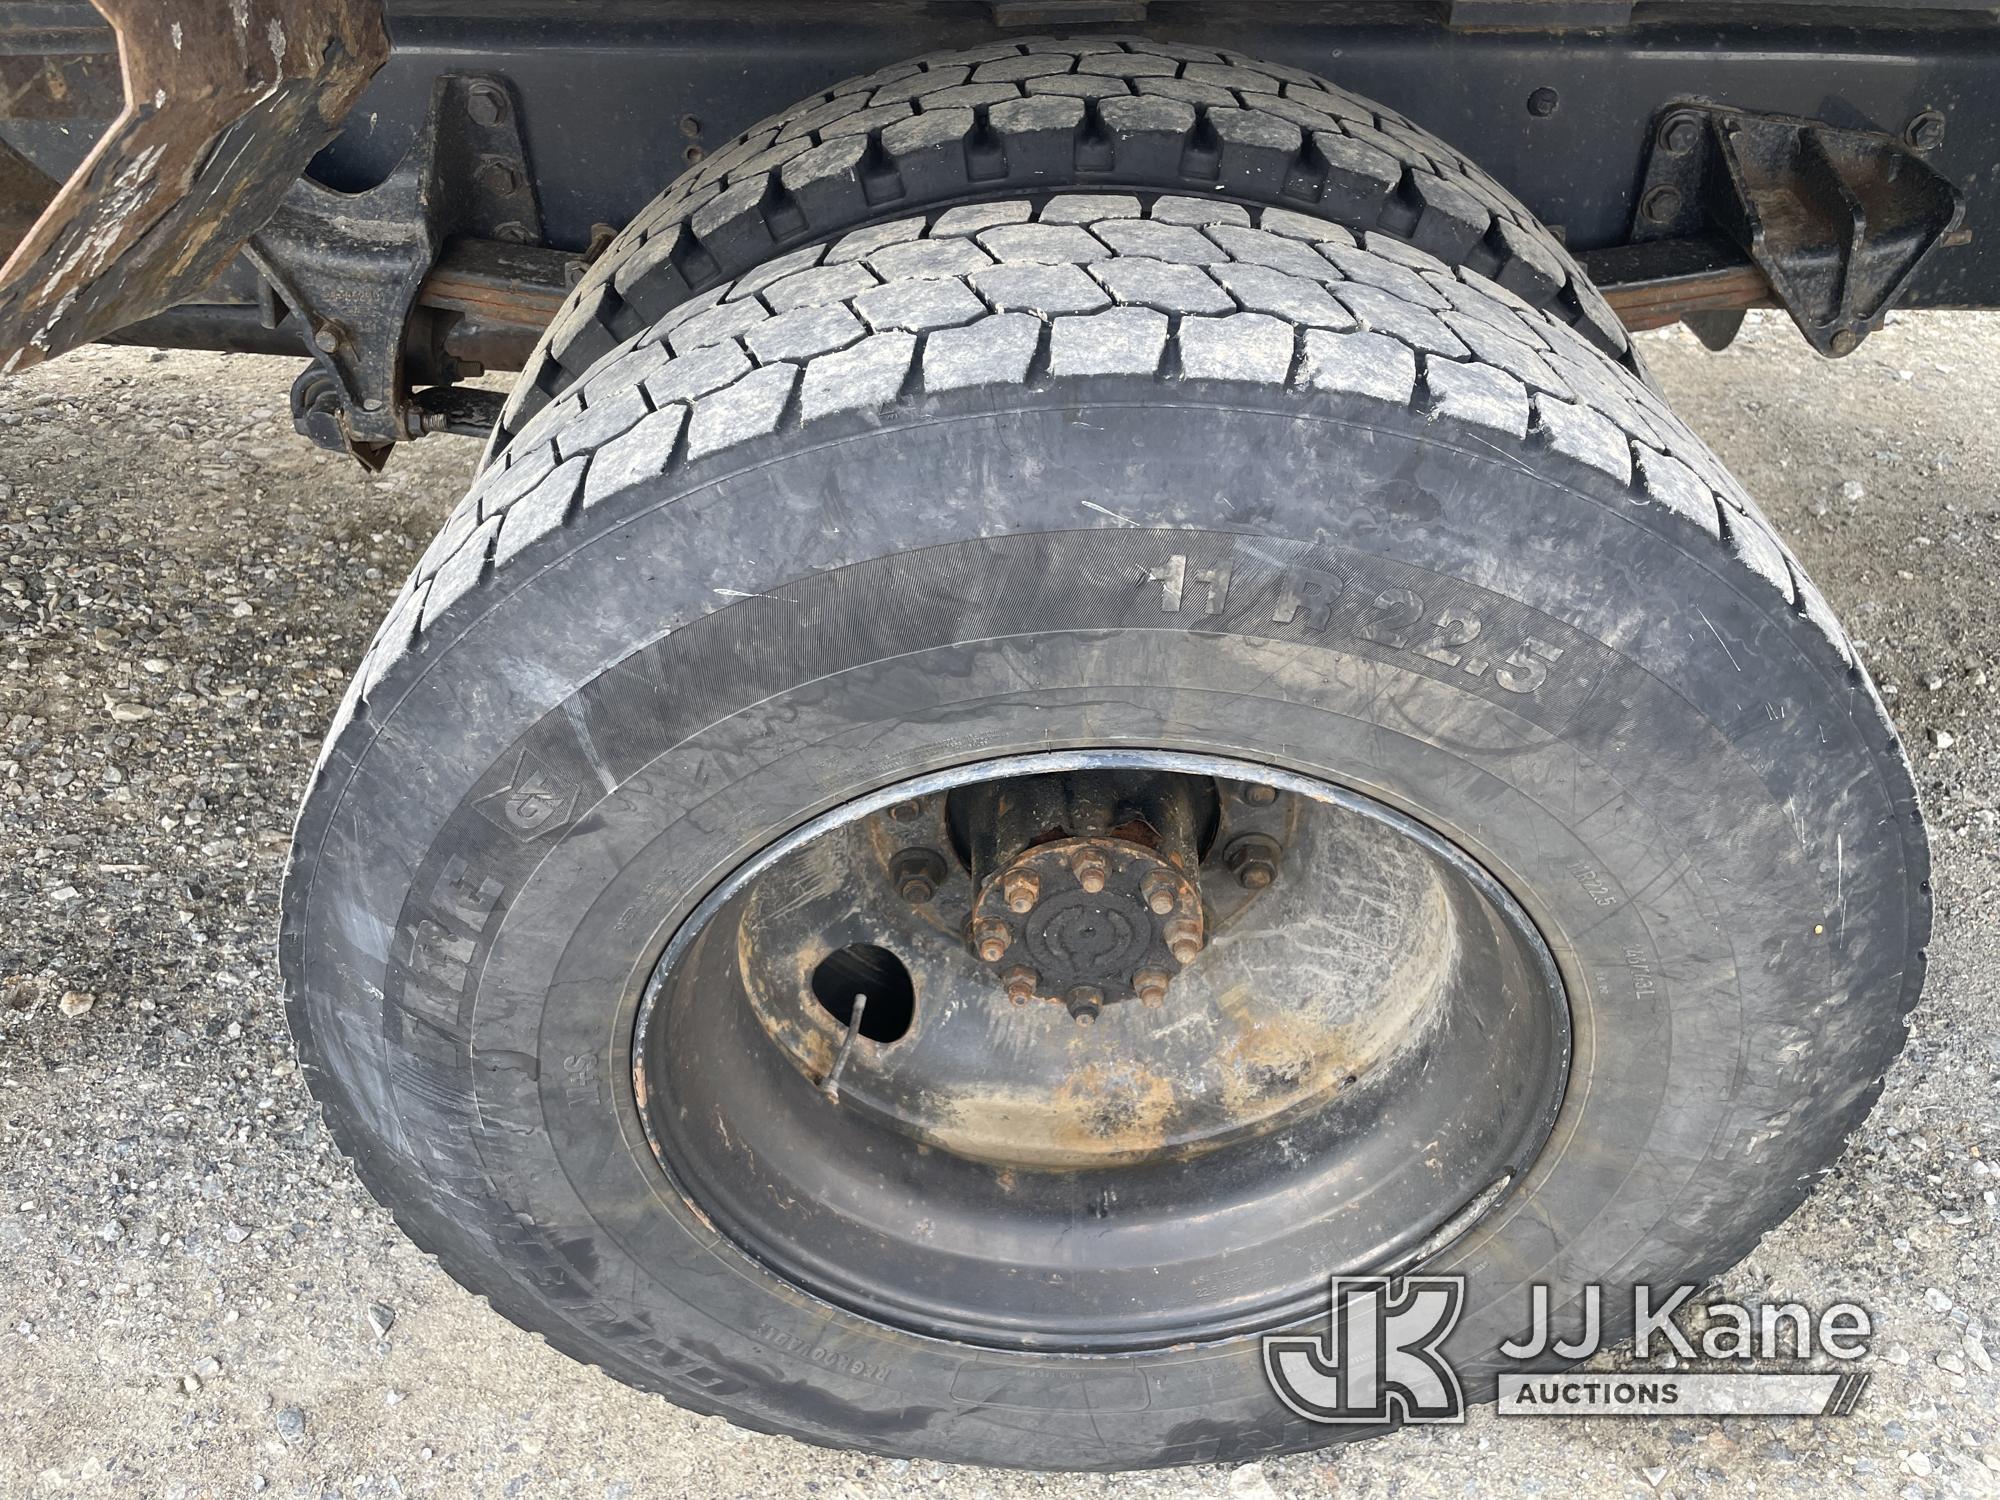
[0,0,389,374]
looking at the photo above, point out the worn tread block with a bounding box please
[641,340,754,409]
[1532,395,1632,484]
[420,515,499,629]
[1091,257,1233,314]
[1298,327,1415,405]
[801,332,918,422]
[923,311,1041,390]
[854,276,989,332]
[1049,305,1169,376]
[1178,312,1294,383]
[747,302,868,363]
[970,261,1111,315]
[585,404,689,507]
[1632,446,1723,538]
[686,364,800,460]
[1423,355,1529,438]
[495,457,588,566]
[1333,284,1468,357]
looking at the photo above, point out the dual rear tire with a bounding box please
[282,39,1927,1469]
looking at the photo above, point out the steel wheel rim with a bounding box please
[632,750,1571,1353]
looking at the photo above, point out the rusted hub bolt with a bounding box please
[974,918,1013,962]
[1002,869,1041,914]
[1004,966,1039,1006]
[1224,833,1283,891]
[1164,917,1203,966]
[1067,986,1103,1024]
[1070,848,1109,894]
[1140,870,1180,916]
[890,847,947,904]
[1242,782,1279,807]
[1134,969,1171,1007]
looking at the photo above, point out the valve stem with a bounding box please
[820,993,867,1103]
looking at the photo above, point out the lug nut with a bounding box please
[1141,870,1179,916]
[1002,869,1041,914]
[1224,833,1282,892]
[1242,782,1278,806]
[1134,969,1170,1007]
[1004,966,1039,1006]
[1071,849,1108,894]
[1164,918,1202,966]
[974,918,1012,963]
[1067,986,1103,1024]
[890,847,946,904]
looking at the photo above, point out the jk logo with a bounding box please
[1263,1276,1467,1425]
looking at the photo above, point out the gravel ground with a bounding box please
[2,312,1996,1499]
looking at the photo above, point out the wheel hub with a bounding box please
[959,770,1212,1021]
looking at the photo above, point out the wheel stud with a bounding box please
[974,918,1013,962]
[891,847,946,903]
[1134,969,1170,1007]
[1002,869,1040,913]
[1224,833,1281,891]
[1140,870,1178,916]
[1165,918,1202,966]
[1067,986,1102,1024]
[1003,966,1039,1006]
[1071,849,1109,893]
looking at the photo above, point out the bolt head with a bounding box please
[1242,783,1278,806]
[1223,834,1282,891]
[1829,328,1860,356]
[1660,115,1702,156]
[312,323,340,354]
[1164,918,1202,966]
[1906,110,1946,151]
[1526,86,1559,119]
[465,84,508,127]
[891,847,945,904]
[1641,185,1685,223]
[1141,871,1178,916]
[1071,851,1108,894]
[1134,970,1170,1007]
[887,799,924,823]
[1004,966,1039,1006]
[477,159,523,198]
[1066,986,1103,1023]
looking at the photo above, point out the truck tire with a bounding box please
[498,36,1630,454]
[285,192,1927,1466]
